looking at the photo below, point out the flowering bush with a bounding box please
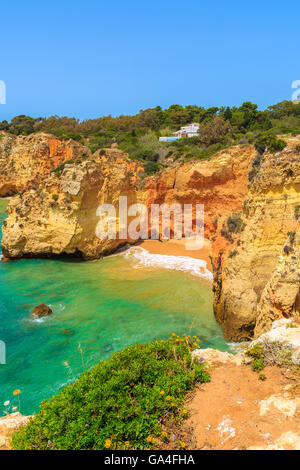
[12,336,209,450]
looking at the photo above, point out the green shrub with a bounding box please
[295,205,300,220]
[52,194,58,202]
[247,344,265,372]
[254,133,286,154]
[12,336,210,450]
[228,250,238,259]
[252,358,265,372]
[226,213,245,233]
[288,231,296,245]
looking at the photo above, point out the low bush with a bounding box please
[226,213,245,234]
[12,336,210,450]
[254,133,286,154]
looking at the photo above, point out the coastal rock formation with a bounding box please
[0,132,91,196]
[1,149,144,259]
[31,303,53,319]
[213,138,300,341]
[1,144,253,260]
[0,413,31,450]
[139,144,254,239]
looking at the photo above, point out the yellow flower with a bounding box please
[105,439,111,449]
[172,333,176,337]
[162,432,167,438]
[182,409,188,414]
[13,390,21,396]
[160,390,165,395]
[180,442,186,449]
[166,396,171,401]
[146,436,152,443]
[125,441,130,446]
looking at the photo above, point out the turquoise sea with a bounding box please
[0,199,228,416]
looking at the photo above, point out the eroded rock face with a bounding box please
[213,139,300,341]
[1,144,253,261]
[139,145,254,239]
[0,132,91,196]
[1,149,144,259]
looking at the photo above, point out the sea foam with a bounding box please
[124,246,213,282]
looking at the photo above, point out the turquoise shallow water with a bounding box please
[0,199,228,416]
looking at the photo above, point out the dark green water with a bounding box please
[0,199,228,416]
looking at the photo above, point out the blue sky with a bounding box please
[1,0,299,120]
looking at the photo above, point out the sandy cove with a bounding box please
[139,238,212,271]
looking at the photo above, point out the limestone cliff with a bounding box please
[2,144,252,260]
[0,132,91,196]
[139,144,254,239]
[213,138,300,341]
[1,149,144,259]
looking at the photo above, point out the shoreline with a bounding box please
[139,239,212,271]
[122,239,213,282]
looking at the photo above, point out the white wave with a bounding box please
[124,246,213,282]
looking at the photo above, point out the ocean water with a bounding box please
[0,199,228,416]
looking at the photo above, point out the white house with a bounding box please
[174,123,200,139]
[159,123,200,142]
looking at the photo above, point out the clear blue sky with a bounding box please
[1,0,299,121]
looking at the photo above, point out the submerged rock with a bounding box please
[31,303,53,318]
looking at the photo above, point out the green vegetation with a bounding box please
[228,250,238,259]
[12,335,210,450]
[226,213,245,233]
[254,133,286,154]
[288,231,296,245]
[0,100,298,174]
[247,344,266,372]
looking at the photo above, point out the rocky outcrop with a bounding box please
[1,149,144,259]
[31,303,53,319]
[0,132,91,196]
[213,139,300,341]
[139,144,254,239]
[0,413,31,450]
[1,144,253,260]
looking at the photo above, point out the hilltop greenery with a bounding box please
[12,335,209,450]
[1,100,299,174]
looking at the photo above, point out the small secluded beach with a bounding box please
[140,239,212,270]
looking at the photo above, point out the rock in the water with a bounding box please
[31,303,53,318]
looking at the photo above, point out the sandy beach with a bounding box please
[139,238,212,271]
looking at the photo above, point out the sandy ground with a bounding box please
[139,239,212,271]
[161,363,300,450]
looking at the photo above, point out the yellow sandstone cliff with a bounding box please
[0,132,91,196]
[1,149,144,259]
[213,138,300,340]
